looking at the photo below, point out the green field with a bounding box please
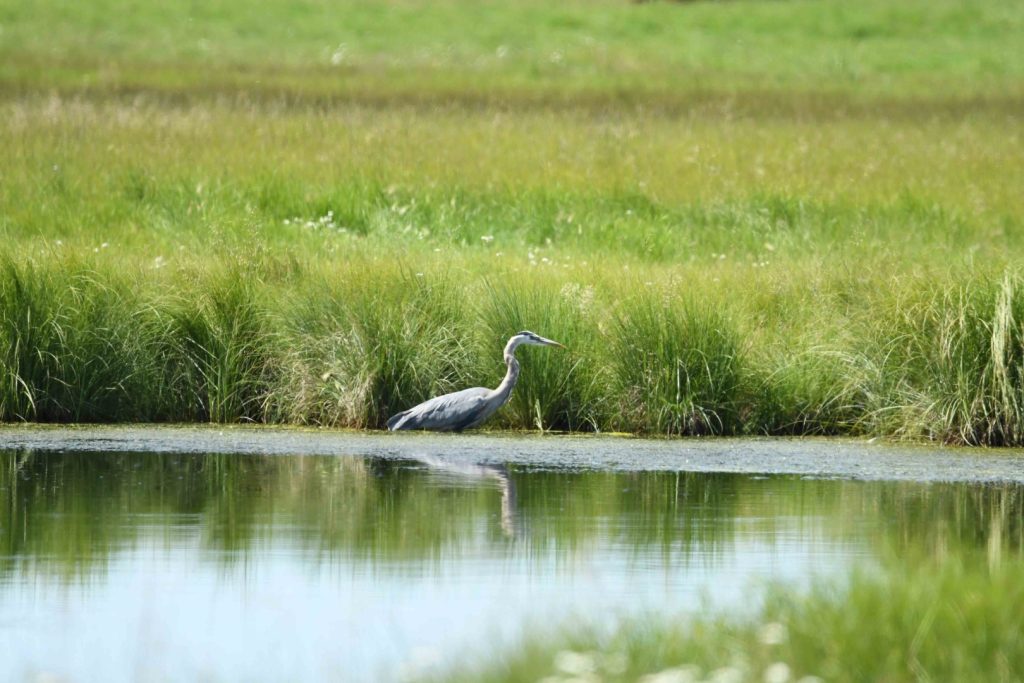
[2,0,1024,442]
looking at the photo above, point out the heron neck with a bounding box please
[493,350,521,403]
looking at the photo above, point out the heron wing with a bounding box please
[387,387,493,431]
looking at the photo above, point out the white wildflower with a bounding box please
[764,662,791,683]
[639,665,700,683]
[758,622,788,646]
[598,651,628,676]
[553,650,596,676]
[707,666,744,683]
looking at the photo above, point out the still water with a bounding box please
[0,435,1019,682]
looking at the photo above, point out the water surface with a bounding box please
[1,431,1021,682]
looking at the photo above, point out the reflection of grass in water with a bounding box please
[4,450,1023,584]
[0,452,750,579]
[424,555,1024,683]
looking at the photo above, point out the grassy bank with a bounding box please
[421,557,1024,683]
[1,0,1023,441]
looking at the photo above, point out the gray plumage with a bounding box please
[386,331,564,432]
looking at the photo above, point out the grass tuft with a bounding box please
[0,256,160,421]
[609,294,744,436]
[162,267,274,422]
[855,271,1024,445]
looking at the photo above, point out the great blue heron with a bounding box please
[386,330,564,431]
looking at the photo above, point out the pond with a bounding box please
[1,427,1022,682]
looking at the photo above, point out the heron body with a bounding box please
[386,331,564,432]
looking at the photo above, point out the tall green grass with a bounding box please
[848,273,1024,445]
[5,251,1024,443]
[610,295,743,435]
[479,282,604,431]
[422,556,1024,683]
[275,269,474,428]
[0,257,159,421]
[163,267,274,422]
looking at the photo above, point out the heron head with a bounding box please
[513,330,565,349]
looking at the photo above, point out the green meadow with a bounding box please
[2,0,1024,442]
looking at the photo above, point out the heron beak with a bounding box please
[543,338,566,349]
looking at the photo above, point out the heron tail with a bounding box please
[386,409,412,431]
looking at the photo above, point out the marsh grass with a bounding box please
[0,257,161,421]
[334,272,472,429]
[424,556,1024,683]
[749,348,863,436]
[7,254,1024,442]
[162,267,274,422]
[610,294,744,436]
[273,267,474,428]
[848,272,1024,445]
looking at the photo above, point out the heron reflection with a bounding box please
[410,454,519,538]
